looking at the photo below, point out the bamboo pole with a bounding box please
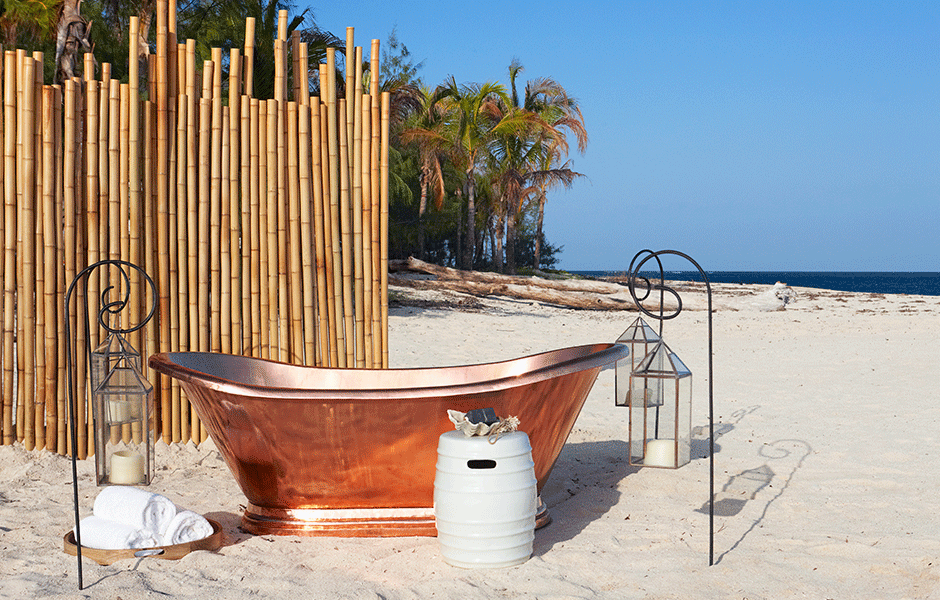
[2,52,14,446]
[361,95,374,368]
[370,40,382,367]
[53,84,65,453]
[229,49,242,355]
[338,100,355,367]
[140,97,153,445]
[220,105,231,355]
[325,50,344,367]
[156,0,171,443]
[265,99,278,359]
[210,52,223,355]
[64,78,85,456]
[249,98,261,357]
[128,17,142,404]
[106,80,121,446]
[298,103,317,365]
[310,102,329,366]
[240,95,251,355]
[185,39,197,365]
[174,94,187,442]
[257,99,269,358]
[352,69,366,368]
[345,28,355,176]
[297,42,309,107]
[119,81,132,445]
[243,18,255,98]
[319,98,337,367]
[42,85,56,451]
[286,102,303,362]
[380,92,390,368]
[198,95,211,355]
[0,53,4,445]
[275,106,289,362]
[85,75,101,448]
[197,92,211,440]
[21,56,36,450]
[15,49,25,445]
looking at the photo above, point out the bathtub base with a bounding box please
[241,498,552,537]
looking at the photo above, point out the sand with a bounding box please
[1,282,938,599]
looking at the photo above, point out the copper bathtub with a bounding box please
[149,343,628,537]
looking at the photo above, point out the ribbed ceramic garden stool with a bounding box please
[433,430,537,568]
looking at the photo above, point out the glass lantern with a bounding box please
[614,317,661,407]
[92,355,154,486]
[629,340,692,469]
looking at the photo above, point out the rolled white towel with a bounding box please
[93,486,176,536]
[75,516,160,550]
[162,510,213,545]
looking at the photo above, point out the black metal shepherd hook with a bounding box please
[627,249,715,566]
[64,260,157,589]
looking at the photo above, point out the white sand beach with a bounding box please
[1,281,939,599]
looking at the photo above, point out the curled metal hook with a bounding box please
[627,249,683,323]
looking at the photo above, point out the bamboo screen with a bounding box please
[0,3,390,458]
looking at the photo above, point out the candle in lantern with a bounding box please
[110,450,145,484]
[644,439,676,468]
[109,400,130,423]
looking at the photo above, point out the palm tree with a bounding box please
[489,60,586,273]
[399,85,450,260]
[529,153,581,269]
[434,76,536,269]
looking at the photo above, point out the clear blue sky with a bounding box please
[309,1,938,272]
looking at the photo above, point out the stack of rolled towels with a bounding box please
[75,486,214,550]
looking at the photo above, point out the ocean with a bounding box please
[573,271,940,297]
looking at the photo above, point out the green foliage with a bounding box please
[380,26,423,88]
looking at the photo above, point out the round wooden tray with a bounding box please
[63,518,222,565]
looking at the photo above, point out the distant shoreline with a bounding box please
[573,270,940,296]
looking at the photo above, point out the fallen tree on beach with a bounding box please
[389,257,639,310]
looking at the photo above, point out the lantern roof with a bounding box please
[96,357,153,397]
[93,331,141,360]
[633,340,691,378]
[616,317,661,344]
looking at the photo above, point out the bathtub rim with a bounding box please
[148,342,629,401]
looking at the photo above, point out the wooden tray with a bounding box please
[63,518,222,565]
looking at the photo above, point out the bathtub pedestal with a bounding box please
[241,498,551,537]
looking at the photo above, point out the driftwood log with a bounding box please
[389,257,639,311]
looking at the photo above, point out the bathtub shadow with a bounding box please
[205,510,253,548]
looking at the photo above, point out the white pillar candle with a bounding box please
[110,450,145,484]
[644,439,676,468]
[109,400,130,423]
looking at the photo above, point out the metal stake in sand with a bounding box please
[626,249,716,567]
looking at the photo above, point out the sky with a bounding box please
[309,1,938,272]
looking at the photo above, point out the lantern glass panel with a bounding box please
[629,341,692,469]
[92,358,154,486]
[614,317,660,407]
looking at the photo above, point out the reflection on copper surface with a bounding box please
[150,343,628,537]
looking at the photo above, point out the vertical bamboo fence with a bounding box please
[0,3,390,456]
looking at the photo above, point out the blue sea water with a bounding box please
[573,271,940,297]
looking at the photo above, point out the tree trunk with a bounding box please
[55,0,93,83]
[388,258,637,311]
[505,208,516,274]
[464,170,475,270]
[534,191,546,269]
[417,167,428,260]
[494,211,504,273]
